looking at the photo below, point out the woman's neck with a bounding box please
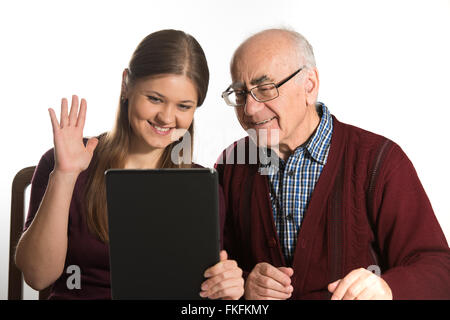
[124,140,165,169]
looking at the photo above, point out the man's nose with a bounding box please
[244,94,265,116]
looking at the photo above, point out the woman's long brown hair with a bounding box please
[84,30,209,242]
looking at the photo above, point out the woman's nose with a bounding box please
[155,104,176,125]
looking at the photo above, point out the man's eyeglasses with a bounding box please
[221,67,304,107]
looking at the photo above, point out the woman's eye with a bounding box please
[178,104,192,110]
[147,96,162,103]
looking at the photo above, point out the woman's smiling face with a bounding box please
[126,74,198,150]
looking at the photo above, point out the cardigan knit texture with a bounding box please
[215,114,450,300]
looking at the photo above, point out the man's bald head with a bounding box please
[231,29,316,77]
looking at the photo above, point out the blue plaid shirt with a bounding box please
[266,102,333,264]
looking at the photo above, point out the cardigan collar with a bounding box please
[301,102,333,165]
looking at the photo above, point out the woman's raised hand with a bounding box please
[48,95,98,175]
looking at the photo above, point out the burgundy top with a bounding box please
[24,146,225,300]
[216,115,450,300]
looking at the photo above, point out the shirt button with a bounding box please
[287,170,295,177]
[286,213,294,220]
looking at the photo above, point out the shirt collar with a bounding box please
[258,102,333,171]
[293,102,333,165]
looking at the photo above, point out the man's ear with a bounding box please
[305,68,319,106]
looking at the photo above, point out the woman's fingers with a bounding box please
[48,108,60,134]
[60,98,69,128]
[219,250,228,261]
[204,259,238,278]
[56,95,87,129]
[201,268,242,291]
[76,98,87,129]
[68,95,79,126]
[200,277,244,300]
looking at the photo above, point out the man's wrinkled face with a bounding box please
[231,36,310,150]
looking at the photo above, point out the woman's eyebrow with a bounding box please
[144,90,166,98]
[144,90,195,104]
[179,100,195,104]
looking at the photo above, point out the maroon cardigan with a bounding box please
[215,115,450,300]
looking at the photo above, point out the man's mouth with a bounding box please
[251,116,277,126]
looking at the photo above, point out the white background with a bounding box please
[0,0,449,300]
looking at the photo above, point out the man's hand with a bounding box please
[245,262,294,300]
[328,268,392,300]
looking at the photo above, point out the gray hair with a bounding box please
[285,29,316,69]
[261,27,316,69]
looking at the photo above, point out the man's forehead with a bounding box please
[231,56,285,88]
[231,36,295,87]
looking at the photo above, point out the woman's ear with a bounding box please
[121,68,129,100]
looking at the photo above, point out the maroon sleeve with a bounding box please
[372,144,450,299]
[24,148,55,232]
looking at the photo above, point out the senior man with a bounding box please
[214,29,450,300]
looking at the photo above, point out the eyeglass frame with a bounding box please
[221,66,305,107]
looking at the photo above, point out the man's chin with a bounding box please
[247,127,280,148]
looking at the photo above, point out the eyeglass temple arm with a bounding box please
[275,67,303,88]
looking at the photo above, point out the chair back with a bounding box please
[9,166,51,300]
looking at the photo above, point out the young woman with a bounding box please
[15,29,244,300]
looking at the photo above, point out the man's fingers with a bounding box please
[254,274,293,294]
[355,286,376,300]
[258,263,291,287]
[278,267,294,277]
[330,268,366,300]
[252,282,292,300]
[328,279,340,293]
[331,268,376,300]
[342,279,367,300]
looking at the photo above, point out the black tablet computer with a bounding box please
[105,168,220,300]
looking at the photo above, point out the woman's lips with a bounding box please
[147,121,174,136]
